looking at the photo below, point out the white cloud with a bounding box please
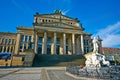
[93,21,120,48]
[62,9,70,15]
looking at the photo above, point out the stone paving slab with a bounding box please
[1,74,41,80]
[47,70,76,80]
[15,68,41,74]
[0,68,41,80]
[0,67,107,80]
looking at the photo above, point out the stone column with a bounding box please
[81,34,84,54]
[54,32,57,54]
[60,37,63,55]
[77,37,80,55]
[6,46,8,52]
[2,46,4,52]
[12,46,15,53]
[51,32,57,55]
[0,38,1,44]
[63,33,66,54]
[42,31,47,54]
[14,33,21,55]
[68,36,72,55]
[34,31,38,54]
[72,33,75,54]
[9,46,11,52]
[22,44,24,52]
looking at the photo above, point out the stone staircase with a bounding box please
[32,54,85,67]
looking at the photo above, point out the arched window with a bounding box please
[42,19,44,22]
[49,20,50,22]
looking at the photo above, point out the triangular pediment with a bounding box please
[41,22,81,29]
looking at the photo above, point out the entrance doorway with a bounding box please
[66,46,68,54]
[47,45,51,54]
[56,45,60,55]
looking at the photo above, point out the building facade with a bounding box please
[0,10,96,56]
[102,47,120,61]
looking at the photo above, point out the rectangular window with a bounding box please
[84,39,89,45]
[38,37,43,43]
[0,46,2,52]
[12,39,14,45]
[8,39,11,44]
[1,38,4,44]
[5,39,8,44]
[56,38,60,44]
[11,47,13,52]
[66,38,68,44]
[25,36,28,42]
[21,35,24,42]
[47,37,52,43]
[4,46,6,52]
[84,40,85,45]
[24,44,26,50]
[19,44,23,52]
[29,36,32,42]
[86,40,89,45]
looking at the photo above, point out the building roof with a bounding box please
[17,26,34,30]
[0,32,17,35]
[102,47,120,52]
[34,11,80,22]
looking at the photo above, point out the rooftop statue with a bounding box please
[54,10,62,14]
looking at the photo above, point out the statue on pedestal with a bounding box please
[85,36,110,68]
[92,37,99,53]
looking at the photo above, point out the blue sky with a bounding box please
[0,0,120,48]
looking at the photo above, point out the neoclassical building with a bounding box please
[0,10,100,56]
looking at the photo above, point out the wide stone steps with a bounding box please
[32,54,85,67]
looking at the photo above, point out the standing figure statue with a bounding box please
[92,37,99,53]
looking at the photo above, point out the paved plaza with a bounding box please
[0,68,42,80]
[0,67,105,80]
[0,67,77,80]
